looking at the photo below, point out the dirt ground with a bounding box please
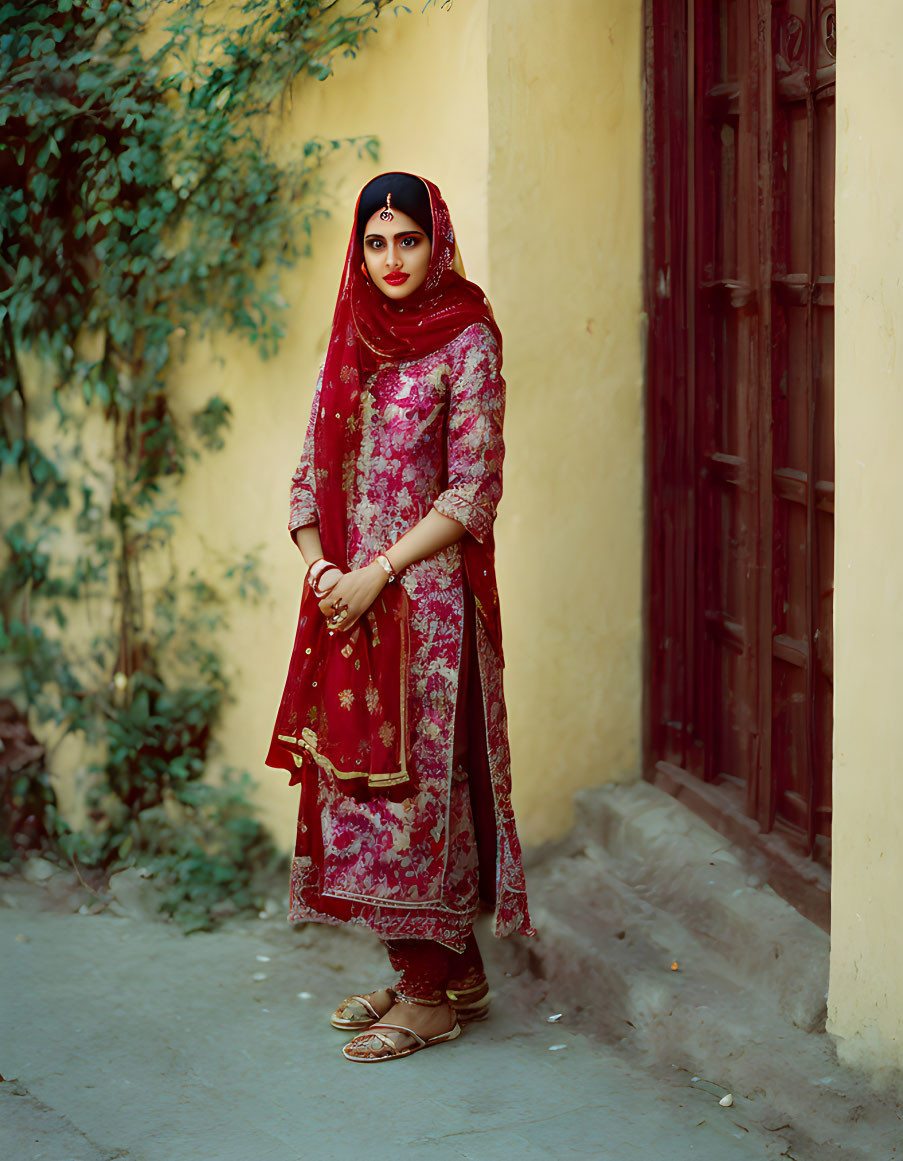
[4,868,786,1161]
[4,780,902,1161]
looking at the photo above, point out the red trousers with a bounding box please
[384,931,485,1003]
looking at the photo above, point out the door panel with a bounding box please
[645,0,835,859]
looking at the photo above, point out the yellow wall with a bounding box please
[828,3,903,1080]
[166,1,492,850]
[165,0,644,851]
[487,0,645,841]
[39,1,644,854]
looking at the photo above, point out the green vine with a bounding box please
[0,0,390,928]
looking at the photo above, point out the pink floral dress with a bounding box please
[286,322,532,950]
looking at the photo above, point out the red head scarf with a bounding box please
[314,172,502,572]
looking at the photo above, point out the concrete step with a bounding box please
[494,780,902,1161]
[568,780,829,1031]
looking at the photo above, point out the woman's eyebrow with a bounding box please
[364,230,426,240]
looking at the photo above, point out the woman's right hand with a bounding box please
[318,561,388,632]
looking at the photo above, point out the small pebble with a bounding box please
[256,955,271,962]
[297,992,314,1000]
[548,1044,567,1051]
[719,1093,734,1107]
[252,972,267,981]
[547,1013,563,1023]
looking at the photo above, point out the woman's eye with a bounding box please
[368,239,384,250]
[400,236,419,248]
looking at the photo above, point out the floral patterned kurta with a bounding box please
[286,322,532,949]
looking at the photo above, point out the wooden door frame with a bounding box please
[642,0,831,930]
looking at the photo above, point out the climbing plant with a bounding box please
[0,0,390,927]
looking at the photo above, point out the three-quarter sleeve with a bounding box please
[288,368,323,536]
[433,324,505,544]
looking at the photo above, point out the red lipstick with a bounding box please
[383,271,410,286]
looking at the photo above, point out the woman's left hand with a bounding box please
[318,561,389,632]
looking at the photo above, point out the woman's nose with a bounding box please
[386,244,402,268]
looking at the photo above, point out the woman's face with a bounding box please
[362,207,431,300]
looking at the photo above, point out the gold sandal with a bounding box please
[331,980,490,1031]
[330,988,396,1031]
[342,1020,462,1062]
[447,978,490,1024]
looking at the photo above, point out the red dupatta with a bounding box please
[266,173,504,792]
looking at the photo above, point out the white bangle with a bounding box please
[310,559,340,597]
[374,553,396,581]
[308,558,335,582]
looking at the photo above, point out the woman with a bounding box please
[266,172,533,1063]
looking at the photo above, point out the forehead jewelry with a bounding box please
[379,193,394,222]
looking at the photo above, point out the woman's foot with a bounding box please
[330,987,395,1030]
[342,999,460,1061]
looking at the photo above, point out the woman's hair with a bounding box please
[355,172,433,243]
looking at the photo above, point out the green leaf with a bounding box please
[0,0,382,912]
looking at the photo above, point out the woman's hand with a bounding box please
[313,566,343,595]
[318,562,388,632]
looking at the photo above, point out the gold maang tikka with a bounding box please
[379,193,394,222]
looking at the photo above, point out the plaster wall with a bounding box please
[41,0,645,855]
[164,1,491,851]
[486,0,645,842]
[5,3,493,838]
[828,3,903,1080]
[165,0,645,851]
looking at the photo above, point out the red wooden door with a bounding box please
[644,0,835,899]
[768,0,835,847]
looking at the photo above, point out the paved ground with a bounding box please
[1,875,776,1161]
